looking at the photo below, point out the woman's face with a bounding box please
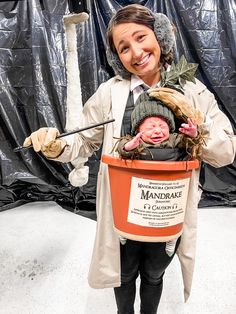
[139,116,170,144]
[112,22,161,86]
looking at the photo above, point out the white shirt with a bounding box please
[130,74,160,103]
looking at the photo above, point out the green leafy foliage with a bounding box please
[161,55,198,89]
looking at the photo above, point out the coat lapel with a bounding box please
[111,79,131,138]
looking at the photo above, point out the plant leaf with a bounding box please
[161,55,198,88]
[161,63,179,86]
[175,55,198,85]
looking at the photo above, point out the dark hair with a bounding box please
[106,4,173,67]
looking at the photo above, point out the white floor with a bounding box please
[0,201,236,314]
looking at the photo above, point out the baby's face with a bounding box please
[138,116,170,144]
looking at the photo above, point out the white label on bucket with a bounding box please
[127,177,190,227]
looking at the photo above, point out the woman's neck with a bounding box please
[139,69,161,87]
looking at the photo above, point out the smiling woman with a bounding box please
[112,23,162,86]
[106,4,175,82]
[22,4,236,314]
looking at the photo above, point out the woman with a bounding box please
[23,4,236,313]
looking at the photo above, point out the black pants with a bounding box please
[114,238,181,314]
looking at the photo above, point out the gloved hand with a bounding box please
[23,127,67,158]
[148,87,205,125]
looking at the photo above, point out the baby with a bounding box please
[117,91,198,161]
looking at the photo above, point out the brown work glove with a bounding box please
[23,127,67,158]
[148,87,205,125]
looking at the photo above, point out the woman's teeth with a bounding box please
[136,54,149,65]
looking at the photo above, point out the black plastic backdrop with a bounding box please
[0,0,236,217]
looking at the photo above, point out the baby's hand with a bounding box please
[179,119,198,138]
[124,132,143,151]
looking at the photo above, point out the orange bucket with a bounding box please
[102,155,199,242]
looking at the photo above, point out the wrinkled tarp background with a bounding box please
[0,0,236,218]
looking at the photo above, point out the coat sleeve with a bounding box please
[184,80,236,168]
[56,80,112,163]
